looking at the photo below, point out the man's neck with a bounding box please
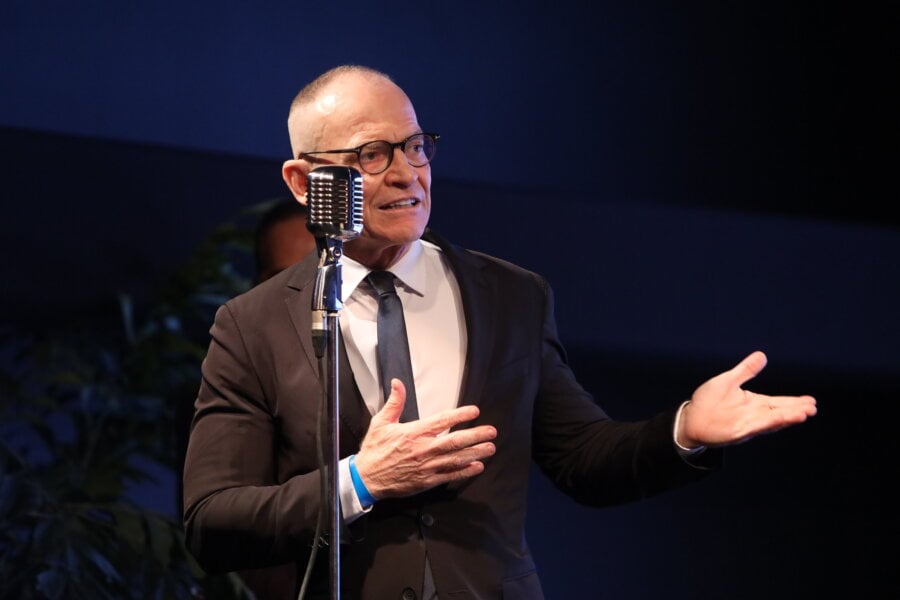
[343,238,415,270]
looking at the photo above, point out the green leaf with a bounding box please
[0,198,272,599]
[145,513,175,569]
[36,569,67,600]
[86,547,123,585]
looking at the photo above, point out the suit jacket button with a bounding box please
[401,587,417,600]
[420,512,434,527]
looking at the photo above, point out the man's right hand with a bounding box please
[352,379,497,500]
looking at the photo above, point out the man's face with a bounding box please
[256,214,316,284]
[293,75,432,267]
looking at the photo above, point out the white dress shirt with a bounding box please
[338,239,466,520]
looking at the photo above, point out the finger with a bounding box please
[434,460,487,483]
[763,394,818,417]
[430,441,497,473]
[728,350,768,387]
[374,378,407,424]
[419,404,482,435]
[435,425,497,453]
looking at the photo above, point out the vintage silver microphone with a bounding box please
[306,165,364,241]
[306,166,363,357]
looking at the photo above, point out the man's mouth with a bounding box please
[381,199,420,210]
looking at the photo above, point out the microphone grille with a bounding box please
[306,166,364,240]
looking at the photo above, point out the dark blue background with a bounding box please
[2,1,898,597]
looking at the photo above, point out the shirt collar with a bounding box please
[342,240,427,298]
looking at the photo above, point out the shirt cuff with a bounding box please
[339,456,373,524]
[673,400,707,457]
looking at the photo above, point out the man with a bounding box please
[182,65,816,600]
[253,198,317,285]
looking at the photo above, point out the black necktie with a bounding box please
[366,270,419,422]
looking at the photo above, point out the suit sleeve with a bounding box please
[181,300,321,573]
[530,275,720,506]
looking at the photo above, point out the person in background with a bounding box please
[253,198,317,285]
[182,64,817,600]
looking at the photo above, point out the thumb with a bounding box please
[729,350,768,387]
[374,378,407,424]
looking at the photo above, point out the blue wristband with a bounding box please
[349,454,377,508]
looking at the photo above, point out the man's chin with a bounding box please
[355,224,427,245]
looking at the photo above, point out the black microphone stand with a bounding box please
[310,235,345,600]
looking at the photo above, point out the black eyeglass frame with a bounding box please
[297,132,440,175]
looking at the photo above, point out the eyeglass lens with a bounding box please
[358,134,436,174]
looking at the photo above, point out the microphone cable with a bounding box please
[297,357,329,600]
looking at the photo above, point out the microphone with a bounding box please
[306,165,364,240]
[306,166,363,358]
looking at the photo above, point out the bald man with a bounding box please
[182,65,816,600]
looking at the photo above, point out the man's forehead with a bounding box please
[293,75,418,151]
[314,93,339,116]
[315,73,384,112]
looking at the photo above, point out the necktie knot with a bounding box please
[366,270,397,297]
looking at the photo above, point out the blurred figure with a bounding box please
[253,198,316,284]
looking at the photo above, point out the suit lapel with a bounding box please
[284,253,371,449]
[423,229,497,416]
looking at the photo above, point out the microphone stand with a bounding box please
[304,163,362,600]
[311,235,345,600]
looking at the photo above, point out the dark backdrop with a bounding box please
[2,1,898,598]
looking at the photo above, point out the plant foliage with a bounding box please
[0,199,287,599]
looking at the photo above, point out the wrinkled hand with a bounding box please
[677,350,817,448]
[354,379,497,500]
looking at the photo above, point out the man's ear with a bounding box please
[282,159,309,205]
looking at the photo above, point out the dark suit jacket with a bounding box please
[182,229,717,600]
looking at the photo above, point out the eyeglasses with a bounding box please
[298,132,440,175]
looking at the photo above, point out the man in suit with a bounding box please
[182,64,817,600]
[253,198,317,285]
